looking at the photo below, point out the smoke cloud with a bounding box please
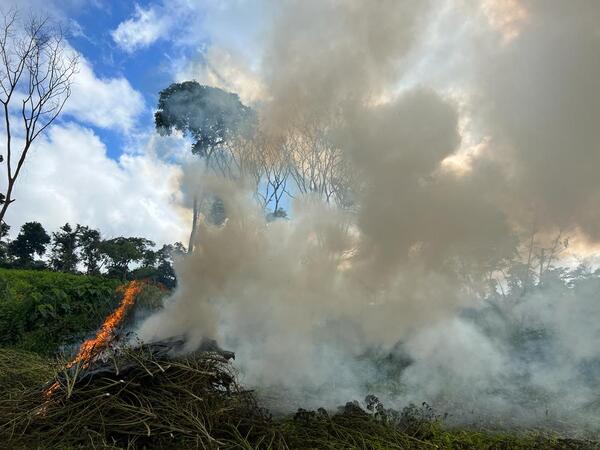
[476,0,600,239]
[137,0,600,430]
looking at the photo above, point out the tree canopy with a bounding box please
[0,221,183,286]
[8,222,50,267]
[76,225,102,275]
[50,223,78,273]
[99,237,154,280]
[155,82,256,158]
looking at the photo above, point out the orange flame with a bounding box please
[43,280,144,399]
[67,280,144,368]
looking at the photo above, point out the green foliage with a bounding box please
[99,237,154,279]
[0,268,120,354]
[0,222,9,239]
[130,242,185,288]
[75,224,102,275]
[8,221,50,268]
[267,207,288,222]
[155,81,256,157]
[0,222,10,265]
[50,223,78,272]
[210,196,226,225]
[127,282,167,312]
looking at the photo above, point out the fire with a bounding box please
[67,280,144,368]
[43,280,144,399]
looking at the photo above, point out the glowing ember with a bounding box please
[43,280,144,399]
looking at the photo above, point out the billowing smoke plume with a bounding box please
[138,0,600,429]
[476,0,600,239]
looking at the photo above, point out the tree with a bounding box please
[99,237,154,280]
[75,224,102,275]
[155,82,255,161]
[50,223,78,272]
[284,118,354,208]
[154,243,185,288]
[8,221,49,267]
[155,82,256,252]
[141,246,157,269]
[130,242,185,289]
[248,131,291,215]
[0,11,78,226]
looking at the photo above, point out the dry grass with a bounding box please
[0,346,598,449]
[0,345,262,449]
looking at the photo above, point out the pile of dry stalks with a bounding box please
[0,343,266,449]
[2,343,598,449]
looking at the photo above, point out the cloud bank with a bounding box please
[5,122,188,245]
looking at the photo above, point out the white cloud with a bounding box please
[176,46,266,105]
[4,122,189,245]
[111,4,172,53]
[0,8,144,133]
[111,0,270,104]
[0,0,94,22]
[64,54,146,133]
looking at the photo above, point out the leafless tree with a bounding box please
[187,127,294,251]
[284,118,354,208]
[247,131,291,214]
[186,115,357,250]
[0,10,78,225]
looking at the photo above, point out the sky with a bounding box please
[0,0,271,245]
[0,0,460,246]
[0,0,512,246]
[1,0,599,261]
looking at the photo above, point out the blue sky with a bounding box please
[10,0,591,258]
[0,0,269,244]
[50,0,266,159]
[65,1,193,159]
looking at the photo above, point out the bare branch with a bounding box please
[0,11,78,225]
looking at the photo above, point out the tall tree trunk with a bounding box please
[188,195,199,253]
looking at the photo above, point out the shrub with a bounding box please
[0,269,121,354]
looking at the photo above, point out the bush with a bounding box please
[0,269,121,354]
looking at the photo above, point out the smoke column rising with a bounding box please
[137,0,600,430]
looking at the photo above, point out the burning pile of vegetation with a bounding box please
[0,279,597,449]
[1,345,596,450]
[0,343,263,449]
[0,280,262,448]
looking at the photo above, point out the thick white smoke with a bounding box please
[137,0,600,430]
